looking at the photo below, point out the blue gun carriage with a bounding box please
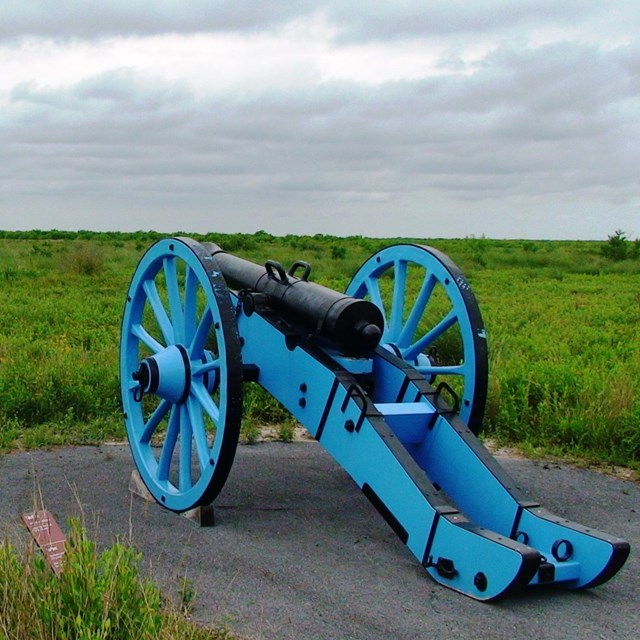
[120,238,629,601]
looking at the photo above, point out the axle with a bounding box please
[205,243,384,356]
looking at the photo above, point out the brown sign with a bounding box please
[22,510,66,576]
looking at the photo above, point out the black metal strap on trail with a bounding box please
[424,555,458,580]
[341,383,369,433]
[316,375,373,440]
[395,376,411,403]
[316,378,340,442]
[422,381,461,429]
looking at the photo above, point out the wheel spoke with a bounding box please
[404,309,458,361]
[397,273,437,348]
[131,323,164,354]
[187,396,213,471]
[389,260,407,341]
[179,404,193,491]
[143,279,175,345]
[157,405,180,482]
[183,266,199,346]
[365,276,386,329]
[140,399,171,443]
[191,380,221,424]
[191,358,220,376]
[189,308,213,357]
[164,257,184,344]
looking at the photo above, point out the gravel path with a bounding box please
[0,442,638,640]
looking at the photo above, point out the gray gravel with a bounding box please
[0,442,638,640]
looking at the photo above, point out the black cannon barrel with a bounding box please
[204,243,384,356]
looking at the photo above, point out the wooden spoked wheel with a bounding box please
[120,238,243,511]
[346,244,488,434]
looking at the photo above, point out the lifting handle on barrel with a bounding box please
[287,260,312,281]
[265,260,288,283]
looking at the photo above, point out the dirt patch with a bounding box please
[252,425,315,442]
[483,438,639,483]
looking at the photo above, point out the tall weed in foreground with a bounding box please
[0,520,234,640]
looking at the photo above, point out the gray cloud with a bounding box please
[1,2,639,239]
[326,0,607,41]
[2,37,638,238]
[0,1,306,40]
[0,0,634,42]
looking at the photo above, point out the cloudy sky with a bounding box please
[1,1,639,240]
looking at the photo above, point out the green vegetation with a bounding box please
[0,519,234,639]
[600,229,640,262]
[0,230,638,470]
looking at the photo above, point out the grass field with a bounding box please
[0,230,638,471]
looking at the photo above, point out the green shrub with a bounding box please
[276,419,296,442]
[330,245,346,260]
[70,245,105,276]
[601,229,629,261]
[0,520,234,640]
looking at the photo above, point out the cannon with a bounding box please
[120,238,629,601]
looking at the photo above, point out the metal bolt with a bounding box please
[299,398,307,408]
[344,420,355,433]
[474,572,488,592]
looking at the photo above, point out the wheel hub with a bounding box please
[133,344,191,404]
